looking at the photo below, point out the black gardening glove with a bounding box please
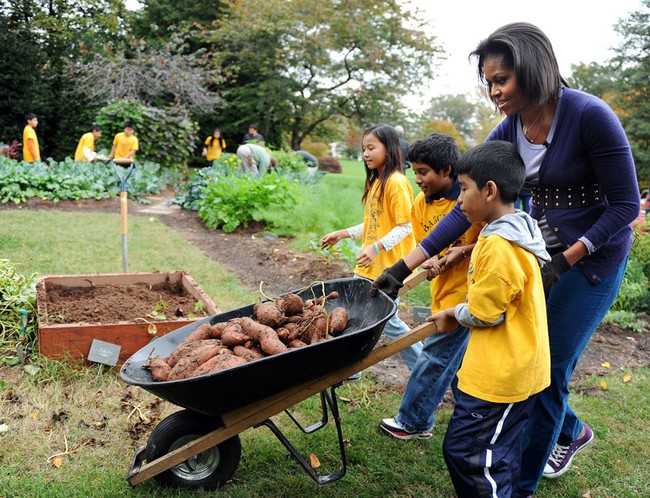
[541,252,571,298]
[370,259,412,299]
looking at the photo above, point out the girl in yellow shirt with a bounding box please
[202,128,226,165]
[321,124,420,370]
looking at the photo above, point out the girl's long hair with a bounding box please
[209,128,226,149]
[361,124,403,204]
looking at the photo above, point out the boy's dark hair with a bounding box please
[248,123,258,129]
[456,140,525,203]
[91,124,102,132]
[408,133,460,178]
[25,113,37,121]
[124,122,135,130]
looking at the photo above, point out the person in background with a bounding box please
[296,150,318,169]
[321,124,421,372]
[236,143,274,176]
[242,123,264,144]
[395,125,411,169]
[22,113,41,163]
[74,125,103,162]
[431,140,550,497]
[109,123,139,161]
[371,23,639,497]
[202,128,226,166]
[379,133,482,441]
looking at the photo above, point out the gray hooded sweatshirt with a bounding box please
[455,211,551,327]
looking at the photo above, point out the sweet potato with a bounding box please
[277,293,304,316]
[190,353,247,377]
[329,307,349,335]
[283,322,302,341]
[166,339,223,367]
[254,300,286,328]
[238,317,288,355]
[167,343,223,381]
[209,321,228,339]
[220,321,251,348]
[233,345,265,362]
[182,322,212,343]
[145,356,171,381]
[302,313,329,344]
[289,339,308,349]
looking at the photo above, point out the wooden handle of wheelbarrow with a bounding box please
[127,319,440,486]
[397,256,448,296]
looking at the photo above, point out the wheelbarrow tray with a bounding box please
[120,278,396,415]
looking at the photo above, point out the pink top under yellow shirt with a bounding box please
[355,172,416,281]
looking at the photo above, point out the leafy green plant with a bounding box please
[0,259,38,359]
[148,300,169,320]
[308,238,359,271]
[198,170,298,232]
[173,154,238,211]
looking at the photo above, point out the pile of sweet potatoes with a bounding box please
[144,291,349,382]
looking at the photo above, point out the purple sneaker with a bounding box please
[543,423,594,479]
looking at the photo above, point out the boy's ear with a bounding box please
[485,180,499,201]
[441,165,452,177]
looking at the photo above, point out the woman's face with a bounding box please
[483,56,527,117]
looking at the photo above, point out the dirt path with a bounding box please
[3,192,649,392]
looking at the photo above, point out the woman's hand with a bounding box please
[356,244,377,267]
[427,308,458,334]
[321,230,347,250]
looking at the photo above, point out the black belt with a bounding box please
[530,183,602,209]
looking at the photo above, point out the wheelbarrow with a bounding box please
[120,274,433,490]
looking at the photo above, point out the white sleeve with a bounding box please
[83,147,96,161]
[346,223,365,240]
[379,222,412,252]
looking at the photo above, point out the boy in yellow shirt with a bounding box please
[74,125,103,162]
[380,133,482,440]
[109,123,139,160]
[430,141,550,497]
[22,113,40,163]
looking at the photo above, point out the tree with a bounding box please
[611,0,650,183]
[205,0,441,149]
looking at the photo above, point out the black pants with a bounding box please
[443,390,537,498]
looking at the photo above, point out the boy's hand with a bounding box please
[541,252,571,298]
[427,308,458,333]
[370,259,411,299]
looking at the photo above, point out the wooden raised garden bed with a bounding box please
[36,271,220,364]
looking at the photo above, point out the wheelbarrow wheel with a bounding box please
[145,409,241,490]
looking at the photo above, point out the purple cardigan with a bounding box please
[419,88,640,284]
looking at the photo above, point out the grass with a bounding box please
[1,208,648,497]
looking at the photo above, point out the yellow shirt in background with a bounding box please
[411,192,482,312]
[458,233,550,404]
[22,126,40,162]
[74,132,96,162]
[204,137,226,161]
[113,132,139,159]
[355,172,415,281]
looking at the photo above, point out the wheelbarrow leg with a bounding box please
[258,384,347,484]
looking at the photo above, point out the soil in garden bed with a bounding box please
[43,280,207,324]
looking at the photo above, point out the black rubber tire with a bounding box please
[145,410,242,490]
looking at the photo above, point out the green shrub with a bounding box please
[198,170,299,232]
[173,154,238,210]
[0,259,38,359]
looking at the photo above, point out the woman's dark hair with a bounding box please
[209,128,226,149]
[470,22,569,109]
[361,124,403,204]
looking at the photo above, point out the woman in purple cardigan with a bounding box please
[372,22,640,497]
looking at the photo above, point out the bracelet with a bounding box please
[461,248,467,259]
[373,242,380,255]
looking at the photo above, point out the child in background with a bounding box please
[74,125,102,162]
[202,128,226,166]
[22,113,40,163]
[380,133,482,439]
[321,124,421,369]
[109,122,139,161]
[429,141,550,497]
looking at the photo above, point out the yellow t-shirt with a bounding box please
[355,172,416,281]
[204,137,226,161]
[458,233,550,403]
[22,126,40,162]
[74,132,95,162]
[113,132,139,159]
[411,191,482,312]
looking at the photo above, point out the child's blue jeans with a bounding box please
[396,325,470,431]
[381,297,423,370]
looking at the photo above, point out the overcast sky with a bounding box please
[403,0,643,106]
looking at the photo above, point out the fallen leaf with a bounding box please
[148,323,158,336]
[582,492,592,498]
[601,361,611,368]
[343,439,352,449]
[51,456,63,468]
[31,410,39,420]
[310,453,321,469]
[623,373,632,383]
[0,423,9,433]
[23,364,40,376]
[600,380,608,390]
